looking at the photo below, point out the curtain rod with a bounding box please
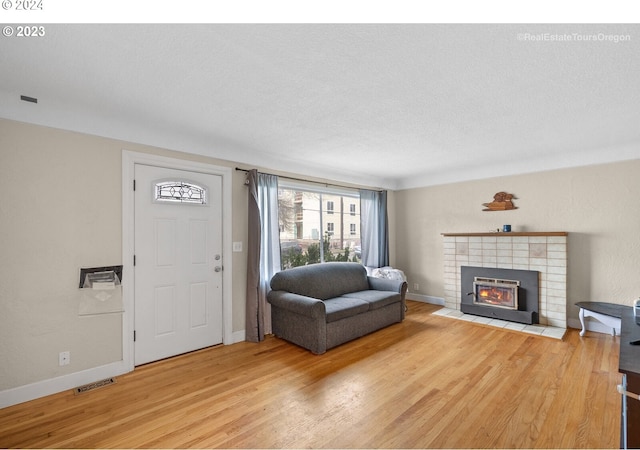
[235,167,383,192]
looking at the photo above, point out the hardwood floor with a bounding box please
[0,301,621,448]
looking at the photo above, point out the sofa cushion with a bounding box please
[324,296,370,323]
[270,262,370,300]
[343,290,402,310]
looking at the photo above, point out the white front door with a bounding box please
[134,164,223,365]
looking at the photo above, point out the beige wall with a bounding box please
[0,118,252,390]
[395,159,640,327]
[0,118,387,394]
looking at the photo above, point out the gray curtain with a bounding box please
[245,169,280,342]
[360,189,389,268]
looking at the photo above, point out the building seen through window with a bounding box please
[278,184,360,269]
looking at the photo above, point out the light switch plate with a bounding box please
[232,242,243,252]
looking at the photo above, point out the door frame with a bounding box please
[122,150,233,372]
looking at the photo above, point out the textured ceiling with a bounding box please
[1,23,639,189]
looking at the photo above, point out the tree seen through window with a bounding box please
[278,187,360,269]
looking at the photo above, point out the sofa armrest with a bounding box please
[267,291,326,319]
[367,276,408,298]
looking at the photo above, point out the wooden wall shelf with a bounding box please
[441,232,568,237]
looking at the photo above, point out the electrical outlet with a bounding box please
[59,351,70,366]
[413,283,419,291]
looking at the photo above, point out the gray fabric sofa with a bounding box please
[267,262,408,354]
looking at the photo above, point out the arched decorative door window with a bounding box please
[153,180,208,205]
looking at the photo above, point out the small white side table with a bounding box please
[576,301,629,337]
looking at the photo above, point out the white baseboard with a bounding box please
[0,360,131,409]
[567,317,617,336]
[406,293,445,305]
[232,330,246,343]
[1,332,249,409]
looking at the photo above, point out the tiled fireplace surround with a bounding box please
[442,232,567,329]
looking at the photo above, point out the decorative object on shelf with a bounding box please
[483,192,517,211]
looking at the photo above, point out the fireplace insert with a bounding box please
[473,276,520,310]
[461,266,539,324]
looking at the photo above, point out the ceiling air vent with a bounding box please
[20,95,38,104]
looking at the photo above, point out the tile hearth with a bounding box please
[432,307,567,340]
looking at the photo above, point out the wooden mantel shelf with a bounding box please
[442,231,568,237]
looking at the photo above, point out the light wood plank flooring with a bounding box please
[0,302,621,448]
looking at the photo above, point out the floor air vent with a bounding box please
[74,377,116,395]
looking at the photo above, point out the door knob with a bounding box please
[214,266,222,272]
